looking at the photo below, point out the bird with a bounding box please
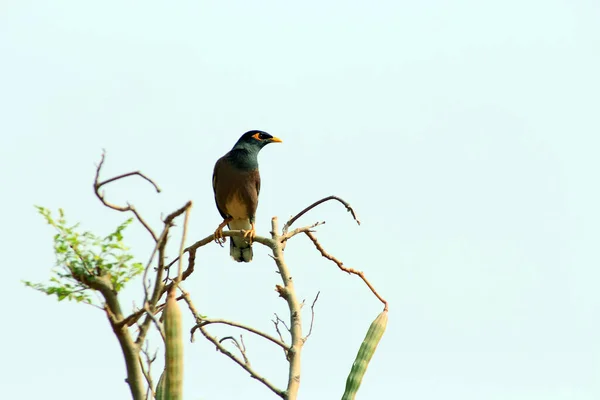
[212,130,282,262]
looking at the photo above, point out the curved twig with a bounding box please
[192,318,288,350]
[303,291,320,343]
[304,231,388,312]
[93,151,160,242]
[282,195,360,234]
[182,292,286,399]
[219,335,249,364]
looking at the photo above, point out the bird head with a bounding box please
[232,130,283,153]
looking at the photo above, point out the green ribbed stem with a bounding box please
[155,370,166,400]
[341,310,388,400]
[164,290,183,400]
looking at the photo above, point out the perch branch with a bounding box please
[161,230,275,295]
[305,231,388,312]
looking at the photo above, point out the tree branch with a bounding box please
[93,151,160,242]
[139,343,157,400]
[192,318,288,350]
[161,231,275,295]
[303,291,320,343]
[182,291,286,398]
[282,195,360,234]
[270,217,303,400]
[136,201,192,346]
[84,274,145,400]
[304,231,389,312]
[281,221,325,243]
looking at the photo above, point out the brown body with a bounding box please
[213,156,261,262]
[213,156,260,222]
[211,130,281,262]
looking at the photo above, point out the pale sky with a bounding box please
[2,1,600,399]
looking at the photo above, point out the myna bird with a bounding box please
[212,130,282,262]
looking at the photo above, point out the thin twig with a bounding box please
[138,357,152,400]
[282,195,361,234]
[175,202,192,285]
[93,151,160,242]
[143,303,166,342]
[281,221,325,243]
[273,313,291,334]
[97,171,161,193]
[272,316,287,344]
[192,318,288,350]
[141,227,170,309]
[303,291,320,343]
[219,335,249,365]
[304,231,389,312]
[139,343,157,400]
[181,291,286,398]
[136,201,191,345]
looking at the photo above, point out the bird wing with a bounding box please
[212,157,229,220]
[255,172,261,197]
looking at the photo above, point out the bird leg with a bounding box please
[214,217,233,247]
[243,223,256,244]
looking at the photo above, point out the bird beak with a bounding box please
[270,137,283,143]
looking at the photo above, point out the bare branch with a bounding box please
[273,312,291,334]
[175,202,192,285]
[219,335,249,365]
[270,217,303,399]
[192,318,288,350]
[93,151,160,242]
[303,291,320,343]
[162,230,275,296]
[281,221,325,243]
[97,172,161,194]
[305,231,389,312]
[139,343,157,400]
[271,314,291,360]
[143,303,165,342]
[136,201,191,346]
[283,195,361,234]
[182,291,286,398]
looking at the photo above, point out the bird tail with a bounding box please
[228,219,253,262]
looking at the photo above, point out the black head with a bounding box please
[232,130,283,153]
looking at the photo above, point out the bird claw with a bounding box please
[243,226,256,244]
[214,217,233,247]
[214,227,226,247]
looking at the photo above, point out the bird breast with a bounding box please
[225,191,249,220]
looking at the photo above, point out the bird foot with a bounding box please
[243,224,256,244]
[214,227,226,247]
[214,217,233,247]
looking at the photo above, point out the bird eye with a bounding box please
[251,132,262,141]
